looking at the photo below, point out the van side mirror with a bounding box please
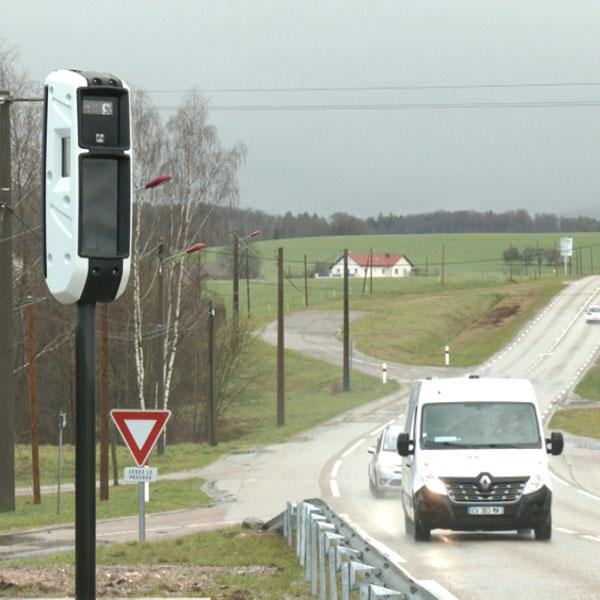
[367,447,375,455]
[397,433,414,456]
[546,432,564,456]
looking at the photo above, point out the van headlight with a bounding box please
[423,473,447,496]
[523,473,544,495]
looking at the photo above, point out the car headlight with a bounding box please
[523,473,544,495]
[423,473,447,495]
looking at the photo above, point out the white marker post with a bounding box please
[444,345,450,366]
[382,363,387,384]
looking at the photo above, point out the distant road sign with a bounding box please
[560,237,573,257]
[124,466,158,482]
[110,409,171,467]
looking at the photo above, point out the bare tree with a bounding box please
[158,92,245,444]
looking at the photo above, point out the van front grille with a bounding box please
[442,477,528,504]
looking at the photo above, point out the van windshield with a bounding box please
[420,402,541,449]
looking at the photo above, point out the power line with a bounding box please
[153,100,600,113]
[140,81,600,94]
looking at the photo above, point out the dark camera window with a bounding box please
[80,158,119,258]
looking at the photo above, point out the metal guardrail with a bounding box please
[279,498,439,600]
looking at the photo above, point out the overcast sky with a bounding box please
[3,1,600,218]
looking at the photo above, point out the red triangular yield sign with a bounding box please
[110,409,171,467]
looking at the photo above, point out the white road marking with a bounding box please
[369,418,397,436]
[554,527,577,534]
[331,459,342,479]
[418,580,461,600]
[550,472,571,487]
[577,489,600,503]
[342,438,366,458]
[330,479,340,497]
[582,534,600,543]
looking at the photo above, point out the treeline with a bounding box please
[221,208,600,241]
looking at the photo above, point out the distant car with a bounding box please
[368,425,403,497]
[585,306,600,323]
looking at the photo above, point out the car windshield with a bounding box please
[382,427,402,451]
[420,402,541,449]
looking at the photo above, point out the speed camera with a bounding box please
[43,69,132,304]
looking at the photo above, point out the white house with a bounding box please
[327,252,413,278]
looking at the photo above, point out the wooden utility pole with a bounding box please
[369,248,373,295]
[26,300,41,505]
[361,249,369,294]
[245,248,251,318]
[441,244,446,287]
[0,91,15,512]
[537,242,541,278]
[99,304,109,500]
[232,231,240,341]
[277,248,285,426]
[207,301,217,446]
[304,254,309,307]
[343,249,350,392]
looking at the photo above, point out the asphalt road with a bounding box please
[263,276,600,600]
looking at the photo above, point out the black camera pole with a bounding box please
[75,301,97,599]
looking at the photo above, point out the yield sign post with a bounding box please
[110,410,171,542]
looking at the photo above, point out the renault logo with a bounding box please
[479,475,492,490]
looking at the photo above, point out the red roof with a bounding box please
[348,252,406,267]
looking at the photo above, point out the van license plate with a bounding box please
[468,506,504,516]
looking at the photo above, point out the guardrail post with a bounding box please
[325,532,345,600]
[310,513,328,594]
[317,521,336,600]
[285,501,297,546]
[296,501,304,558]
[300,502,318,566]
[337,546,360,600]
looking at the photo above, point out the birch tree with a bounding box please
[159,92,245,441]
[130,91,166,408]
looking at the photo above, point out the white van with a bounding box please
[397,376,564,541]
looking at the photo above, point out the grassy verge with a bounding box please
[349,278,565,366]
[574,358,600,402]
[549,409,600,440]
[1,527,310,599]
[0,478,209,533]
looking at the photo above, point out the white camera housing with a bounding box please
[43,69,132,304]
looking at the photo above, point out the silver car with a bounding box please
[368,425,403,497]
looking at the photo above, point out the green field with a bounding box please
[208,231,600,279]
